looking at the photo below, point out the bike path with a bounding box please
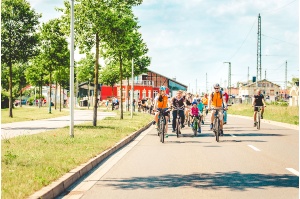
[1,110,116,140]
[59,114,299,199]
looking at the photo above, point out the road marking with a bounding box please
[230,134,236,137]
[248,145,261,151]
[286,168,299,176]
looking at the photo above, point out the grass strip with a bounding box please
[228,103,299,125]
[1,111,153,199]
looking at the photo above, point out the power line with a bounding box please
[262,34,298,47]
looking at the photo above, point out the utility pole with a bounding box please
[206,73,208,93]
[257,13,262,85]
[247,66,249,82]
[265,70,266,80]
[196,79,197,94]
[223,62,231,96]
[285,61,287,90]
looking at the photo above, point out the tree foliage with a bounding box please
[1,0,40,117]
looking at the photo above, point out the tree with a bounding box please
[59,0,143,125]
[39,18,69,113]
[76,53,95,83]
[1,0,40,117]
[99,64,120,110]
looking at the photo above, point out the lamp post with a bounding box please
[69,0,75,137]
[131,58,134,118]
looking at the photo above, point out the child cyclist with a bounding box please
[197,98,205,125]
[190,101,201,133]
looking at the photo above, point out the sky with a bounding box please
[28,0,299,93]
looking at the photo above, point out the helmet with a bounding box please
[213,83,220,88]
[192,101,197,105]
[160,86,166,91]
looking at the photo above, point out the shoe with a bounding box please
[202,120,204,125]
[181,124,185,128]
[197,128,201,133]
[261,115,263,119]
[224,122,227,124]
[190,124,193,128]
[172,129,175,132]
[152,121,156,125]
[220,129,223,136]
[254,122,257,127]
[210,123,213,130]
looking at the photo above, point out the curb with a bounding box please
[28,121,152,199]
[228,114,299,130]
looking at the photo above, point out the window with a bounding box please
[148,90,151,98]
[153,90,158,98]
[142,75,148,80]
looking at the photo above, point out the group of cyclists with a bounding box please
[151,83,266,137]
[152,83,229,136]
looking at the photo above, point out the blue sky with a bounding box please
[29,0,299,93]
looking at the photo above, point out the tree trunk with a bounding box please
[9,61,13,118]
[111,85,114,111]
[127,78,130,112]
[55,81,57,110]
[120,55,123,119]
[93,33,100,126]
[49,73,52,113]
[59,83,62,112]
[20,90,23,108]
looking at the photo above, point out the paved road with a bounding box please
[1,110,116,139]
[59,114,299,199]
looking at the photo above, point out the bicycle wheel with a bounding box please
[160,116,165,143]
[257,112,260,130]
[176,118,180,138]
[193,119,197,136]
[216,118,220,142]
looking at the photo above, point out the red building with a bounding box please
[100,69,187,101]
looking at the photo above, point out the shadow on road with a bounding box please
[102,171,299,190]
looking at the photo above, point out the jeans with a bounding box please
[172,110,185,130]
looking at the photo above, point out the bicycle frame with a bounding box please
[211,108,225,142]
[157,108,169,143]
[255,106,262,130]
[172,105,184,138]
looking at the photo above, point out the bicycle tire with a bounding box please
[160,116,165,143]
[176,118,180,138]
[193,119,197,136]
[257,112,260,130]
[216,118,220,142]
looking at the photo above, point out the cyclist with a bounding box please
[252,89,266,127]
[153,86,170,133]
[208,83,228,136]
[220,88,229,124]
[171,90,185,132]
[202,93,209,115]
[197,98,205,124]
[184,92,192,125]
[190,101,201,132]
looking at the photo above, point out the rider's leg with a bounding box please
[179,110,185,127]
[165,115,169,133]
[154,111,159,123]
[210,110,215,129]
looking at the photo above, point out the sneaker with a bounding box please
[190,124,193,128]
[261,115,263,119]
[197,128,201,133]
[152,121,156,125]
[202,120,204,125]
[210,123,213,130]
[181,124,185,128]
[220,129,223,136]
[172,129,175,132]
[223,122,227,124]
[254,122,257,127]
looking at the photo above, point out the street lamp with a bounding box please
[70,0,75,137]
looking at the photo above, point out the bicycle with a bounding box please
[254,106,263,130]
[211,108,225,142]
[172,105,185,138]
[191,114,201,136]
[156,108,170,143]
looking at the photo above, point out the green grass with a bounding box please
[1,111,153,199]
[1,106,69,124]
[228,103,299,125]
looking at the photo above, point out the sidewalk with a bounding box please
[1,110,116,140]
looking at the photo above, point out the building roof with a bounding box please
[147,69,188,88]
[244,79,281,88]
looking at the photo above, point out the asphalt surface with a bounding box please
[58,114,299,199]
[1,110,116,139]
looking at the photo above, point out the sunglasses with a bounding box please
[214,88,219,89]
